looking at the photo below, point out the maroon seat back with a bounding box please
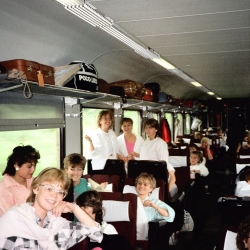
[124,177,165,201]
[100,192,137,249]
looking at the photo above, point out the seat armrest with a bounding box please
[170,192,185,202]
[148,220,172,250]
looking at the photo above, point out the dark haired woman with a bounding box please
[0,145,40,217]
[139,119,177,198]
[117,117,144,173]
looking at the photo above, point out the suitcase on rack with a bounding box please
[144,82,160,102]
[134,88,153,101]
[109,79,137,98]
[0,59,55,86]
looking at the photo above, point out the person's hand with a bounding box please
[100,182,108,188]
[52,201,74,216]
[143,200,154,208]
[85,135,92,142]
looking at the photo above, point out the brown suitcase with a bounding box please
[134,82,146,98]
[109,79,137,98]
[0,59,55,86]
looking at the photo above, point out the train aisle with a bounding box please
[170,167,235,250]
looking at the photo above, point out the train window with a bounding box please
[0,129,60,179]
[176,113,184,136]
[165,113,173,141]
[185,114,191,134]
[123,110,141,135]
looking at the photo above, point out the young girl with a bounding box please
[190,151,209,178]
[0,167,102,249]
[76,190,132,250]
[190,151,209,193]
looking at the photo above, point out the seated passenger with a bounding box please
[217,127,229,153]
[139,119,177,198]
[76,190,132,250]
[0,145,40,217]
[200,137,213,161]
[243,137,250,149]
[194,132,203,140]
[236,131,250,153]
[190,151,209,185]
[235,168,250,197]
[63,153,108,202]
[0,167,102,249]
[135,173,175,240]
[237,215,250,250]
[189,144,206,165]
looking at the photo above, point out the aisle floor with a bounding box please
[169,170,235,250]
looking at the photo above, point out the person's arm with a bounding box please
[117,153,128,163]
[168,170,176,192]
[52,201,98,228]
[143,200,169,217]
[85,135,95,152]
[206,145,213,160]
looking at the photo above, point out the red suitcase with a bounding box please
[0,59,55,86]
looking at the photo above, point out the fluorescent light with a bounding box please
[217,97,222,100]
[152,58,176,70]
[56,0,220,98]
[65,4,113,27]
[191,81,202,87]
[56,0,81,6]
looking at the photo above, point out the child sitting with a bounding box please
[76,190,132,250]
[190,151,209,193]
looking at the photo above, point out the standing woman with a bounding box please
[85,110,120,162]
[117,117,144,165]
[139,119,177,197]
[0,145,40,217]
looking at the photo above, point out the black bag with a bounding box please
[65,61,98,92]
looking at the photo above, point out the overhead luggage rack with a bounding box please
[0,78,198,112]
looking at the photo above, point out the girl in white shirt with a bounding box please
[190,151,209,193]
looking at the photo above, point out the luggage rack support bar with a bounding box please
[122,100,144,108]
[0,83,24,93]
[80,94,107,104]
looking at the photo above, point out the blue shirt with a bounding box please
[143,197,175,222]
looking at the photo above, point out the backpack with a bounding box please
[65,61,98,92]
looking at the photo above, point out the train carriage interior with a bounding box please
[1,0,250,249]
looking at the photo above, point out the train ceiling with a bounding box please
[1,0,249,101]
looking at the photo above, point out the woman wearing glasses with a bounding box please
[0,167,102,249]
[0,145,40,217]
